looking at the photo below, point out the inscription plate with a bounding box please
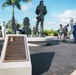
[4,36,27,62]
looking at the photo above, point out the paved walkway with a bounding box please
[29,38,76,75]
[0,37,76,75]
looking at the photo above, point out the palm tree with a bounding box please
[2,0,32,34]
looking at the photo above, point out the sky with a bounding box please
[0,0,76,30]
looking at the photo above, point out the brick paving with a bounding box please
[0,37,76,75]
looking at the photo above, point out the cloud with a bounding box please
[21,3,33,12]
[44,21,57,30]
[44,21,55,25]
[32,18,36,22]
[53,10,76,23]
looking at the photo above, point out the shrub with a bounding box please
[6,29,12,34]
[53,30,58,36]
[43,30,51,36]
[0,26,2,37]
[0,31,2,37]
[0,26,1,30]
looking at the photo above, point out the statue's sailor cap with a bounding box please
[40,0,44,2]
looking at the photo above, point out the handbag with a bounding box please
[70,33,74,39]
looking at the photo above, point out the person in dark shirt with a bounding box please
[63,24,69,41]
[16,24,20,34]
[72,22,76,43]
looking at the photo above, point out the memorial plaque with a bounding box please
[4,36,28,62]
[0,34,32,75]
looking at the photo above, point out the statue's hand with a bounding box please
[36,16,39,19]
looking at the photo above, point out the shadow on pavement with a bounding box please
[45,40,59,46]
[31,52,55,75]
[58,39,76,44]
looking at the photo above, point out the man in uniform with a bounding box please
[35,0,47,36]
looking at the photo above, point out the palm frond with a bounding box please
[13,0,21,10]
[15,2,21,10]
[2,1,12,9]
[22,0,32,2]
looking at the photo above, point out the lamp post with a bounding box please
[70,18,74,32]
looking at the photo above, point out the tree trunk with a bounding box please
[12,15,15,34]
[12,5,15,34]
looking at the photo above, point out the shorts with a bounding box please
[59,32,63,36]
[63,32,67,36]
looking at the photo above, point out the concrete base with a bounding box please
[0,34,32,75]
[0,62,31,75]
[0,36,53,46]
[70,70,76,75]
[27,36,52,46]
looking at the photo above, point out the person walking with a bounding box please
[72,22,76,43]
[63,24,69,41]
[16,24,20,34]
[58,24,63,41]
[1,21,6,38]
